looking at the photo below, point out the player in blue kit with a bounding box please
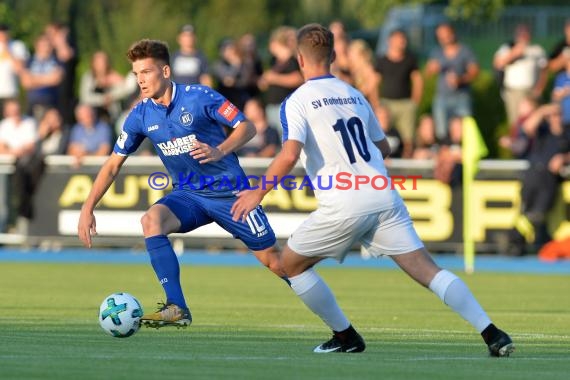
[77,39,284,328]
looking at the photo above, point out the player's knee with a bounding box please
[140,211,162,234]
[263,255,279,274]
[257,251,285,277]
[280,260,303,278]
[268,259,285,277]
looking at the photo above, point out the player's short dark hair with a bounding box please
[297,23,334,64]
[126,39,170,65]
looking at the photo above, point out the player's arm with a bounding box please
[373,138,391,159]
[192,90,257,164]
[366,100,390,159]
[217,120,256,155]
[231,140,303,222]
[78,153,127,247]
[191,120,256,164]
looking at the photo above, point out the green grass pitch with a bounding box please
[0,262,569,379]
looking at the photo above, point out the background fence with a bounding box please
[376,5,569,69]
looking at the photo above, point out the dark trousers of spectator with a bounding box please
[509,165,560,255]
[11,153,45,223]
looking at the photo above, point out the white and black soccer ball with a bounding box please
[98,292,143,338]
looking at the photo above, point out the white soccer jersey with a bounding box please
[281,74,403,217]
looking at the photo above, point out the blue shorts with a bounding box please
[156,190,276,251]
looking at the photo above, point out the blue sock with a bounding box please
[145,235,187,309]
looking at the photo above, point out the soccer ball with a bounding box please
[98,292,143,338]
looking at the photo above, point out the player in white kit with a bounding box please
[231,23,514,357]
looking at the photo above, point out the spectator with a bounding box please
[237,33,263,99]
[79,50,137,125]
[347,39,381,110]
[329,20,352,84]
[493,24,548,126]
[37,107,69,156]
[236,98,280,158]
[552,58,570,127]
[376,29,423,158]
[508,104,570,255]
[0,99,38,234]
[258,26,303,132]
[67,104,112,166]
[375,105,402,158]
[19,33,64,121]
[212,38,250,110]
[171,24,212,86]
[434,116,463,187]
[548,19,570,74]
[44,22,78,126]
[6,108,69,235]
[413,114,439,160]
[499,96,538,159]
[426,23,479,140]
[0,24,29,111]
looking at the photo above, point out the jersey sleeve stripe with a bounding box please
[280,97,289,142]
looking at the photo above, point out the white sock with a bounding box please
[289,268,350,332]
[429,269,492,333]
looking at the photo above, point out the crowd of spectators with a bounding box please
[1,19,570,246]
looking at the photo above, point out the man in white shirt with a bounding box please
[231,23,514,357]
[494,24,548,126]
[0,99,38,234]
[0,25,29,109]
[0,99,37,159]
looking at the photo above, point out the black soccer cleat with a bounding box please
[313,326,366,353]
[487,329,515,357]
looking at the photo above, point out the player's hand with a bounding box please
[189,141,224,164]
[78,210,97,248]
[230,190,263,222]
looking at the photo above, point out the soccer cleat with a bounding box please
[140,302,192,329]
[313,327,366,353]
[487,329,515,357]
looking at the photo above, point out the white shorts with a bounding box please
[287,203,424,262]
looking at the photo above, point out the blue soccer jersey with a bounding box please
[114,83,248,197]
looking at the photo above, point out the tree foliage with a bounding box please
[0,0,563,72]
[0,0,565,157]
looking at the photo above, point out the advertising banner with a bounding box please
[27,156,570,252]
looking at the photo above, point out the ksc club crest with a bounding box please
[180,112,193,126]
